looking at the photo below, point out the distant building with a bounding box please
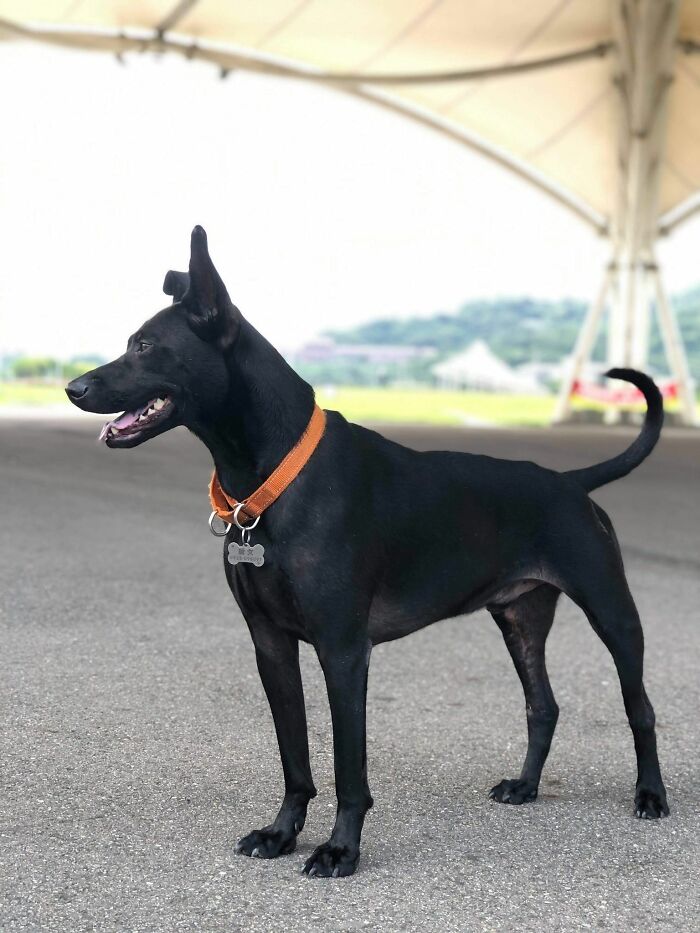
[432,340,544,393]
[291,337,436,366]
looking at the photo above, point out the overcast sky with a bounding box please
[1,41,698,360]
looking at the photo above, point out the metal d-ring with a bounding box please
[232,502,261,531]
[209,510,232,537]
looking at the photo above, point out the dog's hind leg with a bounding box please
[489,583,561,805]
[235,626,317,859]
[565,544,668,819]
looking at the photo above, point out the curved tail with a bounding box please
[565,368,664,493]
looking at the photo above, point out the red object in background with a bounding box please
[572,379,678,403]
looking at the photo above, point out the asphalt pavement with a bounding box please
[1,415,698,932]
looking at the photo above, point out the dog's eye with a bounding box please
[135,341,153,353]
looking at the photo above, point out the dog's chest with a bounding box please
[225,546,312,641]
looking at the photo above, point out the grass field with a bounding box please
[0,383,69,407]
[0,380,667,427]
[315,386,556,426]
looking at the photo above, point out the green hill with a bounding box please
[323,288,700,383]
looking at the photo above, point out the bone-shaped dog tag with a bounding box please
[227,542,265,567]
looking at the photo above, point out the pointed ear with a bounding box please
[188,226,217,308]
[162,270,190,302]
[186,225,241,347]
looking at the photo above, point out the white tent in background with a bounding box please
[1,1,699,422]
[433,340,543,394]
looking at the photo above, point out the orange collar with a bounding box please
[209,404,326,525]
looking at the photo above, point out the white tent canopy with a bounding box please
[433,340,543,393]
[1,1,698,421]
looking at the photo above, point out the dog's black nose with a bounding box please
[65,378,89,401]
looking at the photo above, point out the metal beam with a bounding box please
[658,192,700,234]
[280,42,614,86]
[0,17,612,85]
[552,260,615,423]
[156,0,201,36]
[650,261,697,425]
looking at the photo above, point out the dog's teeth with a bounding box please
[147,407,155,416]
[139,413,147,422]
[154,398,165,410]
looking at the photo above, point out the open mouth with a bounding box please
[99,395,175,442]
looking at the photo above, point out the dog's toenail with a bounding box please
[251,847,260,857]
[332,867,340,878]
[309,866,317,877]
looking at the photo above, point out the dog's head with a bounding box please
[66,226,240,448]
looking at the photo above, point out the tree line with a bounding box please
[2,356,105,381]
[316,287,700,385]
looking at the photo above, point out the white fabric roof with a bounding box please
[1,1,700,234]
[432,339,541,392]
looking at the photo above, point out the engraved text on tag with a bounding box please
[227,542,265,567]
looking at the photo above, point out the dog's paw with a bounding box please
[234,827,297,859]
[302,842,359,878]
[488,778,538,805]
[635,787,669,820]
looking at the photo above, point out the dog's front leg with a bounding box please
[235,627,317,860]
[303,635,373,878]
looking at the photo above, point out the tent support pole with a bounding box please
[632,259,653,368]
[650,262,697,425]
[554,0,696,427]
[553,262,614,423]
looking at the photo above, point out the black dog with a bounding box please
[67,227,668,878]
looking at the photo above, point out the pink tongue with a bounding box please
[111,409,140,430]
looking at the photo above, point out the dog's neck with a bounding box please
[192,317,316,498]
